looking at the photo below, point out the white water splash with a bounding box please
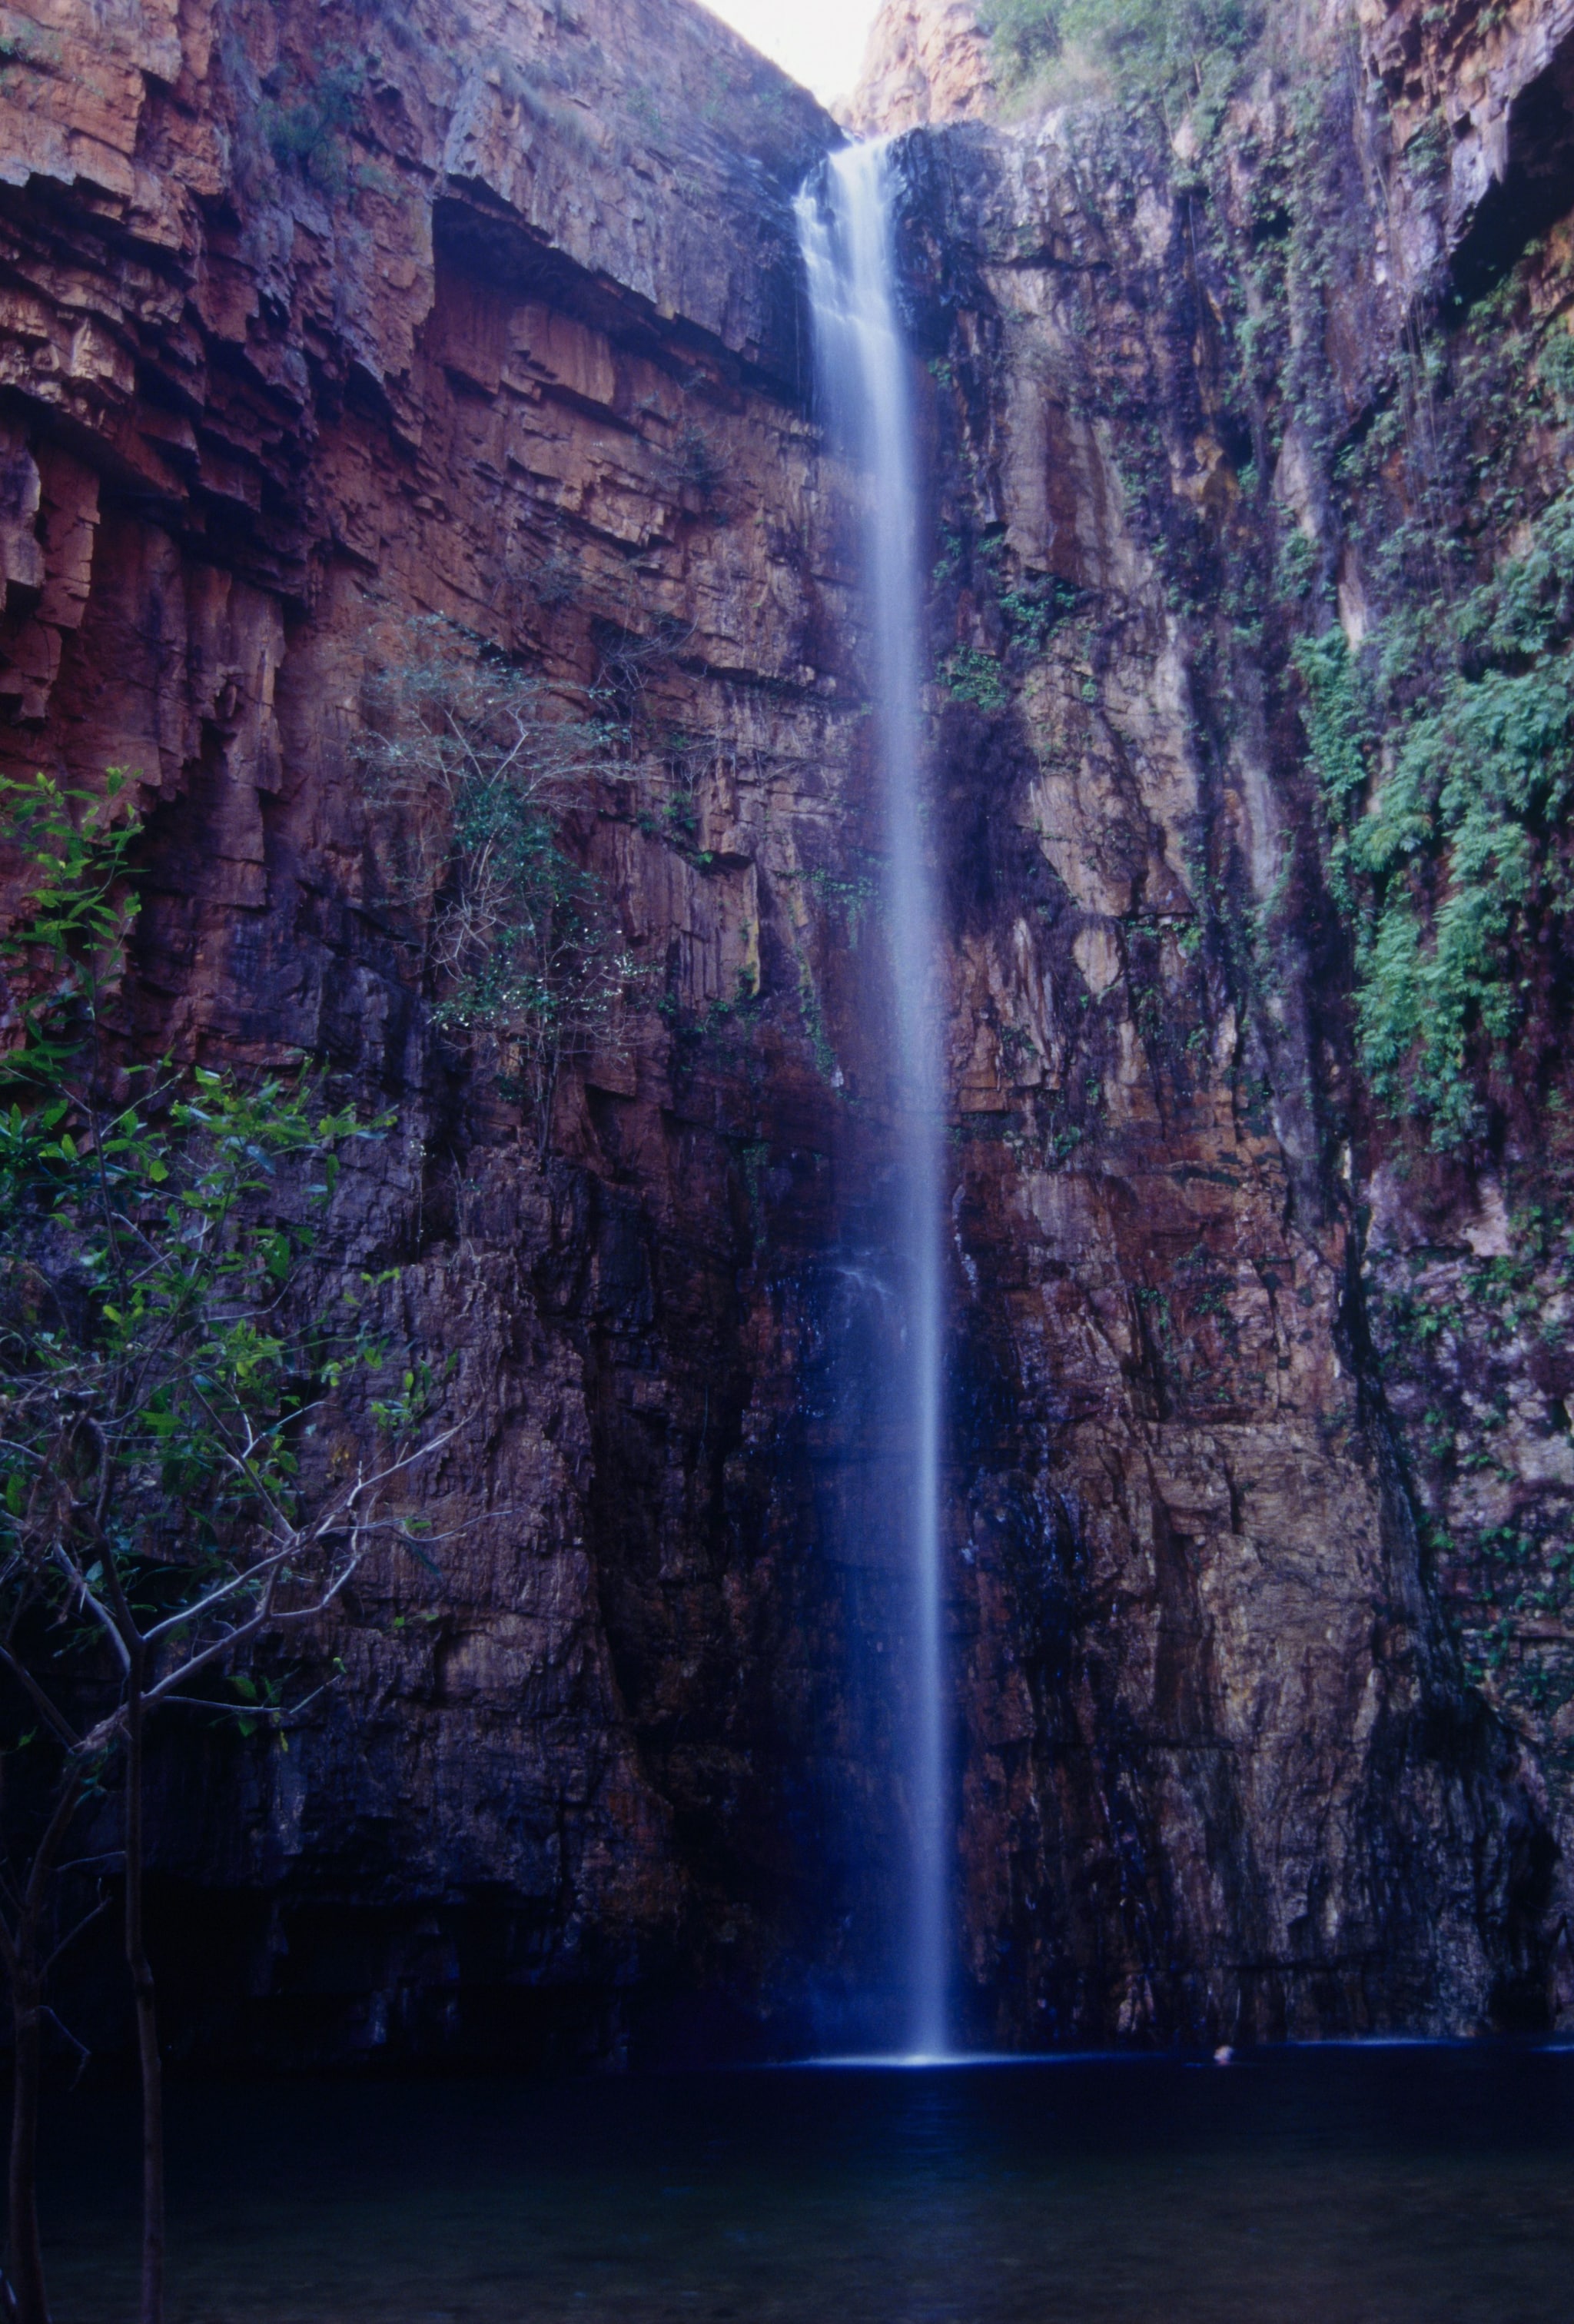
[796,141,948,2060]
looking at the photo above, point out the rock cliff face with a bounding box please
[8,0,1574,2063]
[847,0,995,135]
[0,0,885,2063]
[859,0,1574,2043]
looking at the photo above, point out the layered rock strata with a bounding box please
[0,0,892,2062]
[864,0,1574,2040]
[2,0,1572,2061]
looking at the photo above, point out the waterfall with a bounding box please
[796,143,948,2061]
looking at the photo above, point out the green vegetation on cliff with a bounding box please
[359,620,637,1159]
[947,2,1574,1169]
[980,0,1262,101]
[1288,281,1574,1150]
[1293,486,1574,1149]
[0,771,441,2324]
[925,2,1574,1782]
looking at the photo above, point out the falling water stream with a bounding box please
[796,144,948,2059]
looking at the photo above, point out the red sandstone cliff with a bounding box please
[848,0,995,135]
[3,0,1572,2061]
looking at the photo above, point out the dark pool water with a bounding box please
[44,2046,1574,2321]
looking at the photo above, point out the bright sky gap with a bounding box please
[699,0,884,105]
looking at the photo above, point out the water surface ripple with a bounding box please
[48,2049,1574,2321]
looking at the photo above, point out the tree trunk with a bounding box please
[3,1764,91,2324]
[6,1970,48,2324]
[125,1683,163,2324]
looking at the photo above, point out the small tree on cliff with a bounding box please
[980,0,1260,95]
[0,773,448,2324]
[359,618,639,1159]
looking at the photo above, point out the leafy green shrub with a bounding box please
[999,575,1080,653]
[1538,328,1574,421]
[0,772,438,2324]
[979,0,1262,98]
[360,620,637,1155]
[1277,527,1318,602]
[1297,484,1574,1146]
[0,773,423,1679]
[943,647,1009,711]
[259,60,362,191]
[1353,656,1574,1142]
[1293,627,1370,911]
[983,0,1064,80]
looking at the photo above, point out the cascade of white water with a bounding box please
[796,142,948,2060]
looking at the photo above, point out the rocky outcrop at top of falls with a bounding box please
[7,0,1574,2066]
[845,0,998,135]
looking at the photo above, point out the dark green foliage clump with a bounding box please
[944,646,1010,711]
[359,619,637,1157]
[1189,59,1574,1155]
[0,772,443,2324]
[1294,627,1369,846]
[1296,486,1574,1149]
[0,772,403,1564]
[674,421,726,511]
[259,59,363,190]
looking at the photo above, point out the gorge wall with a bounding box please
[5,0,1574,2063]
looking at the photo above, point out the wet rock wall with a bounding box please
[5,0,1574,2062]
[882,0,1574,2041]
[0,0,933,2064]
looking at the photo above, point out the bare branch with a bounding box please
[23,1763,98,1918]
[155,1674,339,1723]
[42,1892,112,1980]
[49,1548,131,1672]
[39,2005,91,2086]
[138,1545,294,1647]
[141,1558,361,1704]
[338,1422,460,1501]
[0,1643,82,1754]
